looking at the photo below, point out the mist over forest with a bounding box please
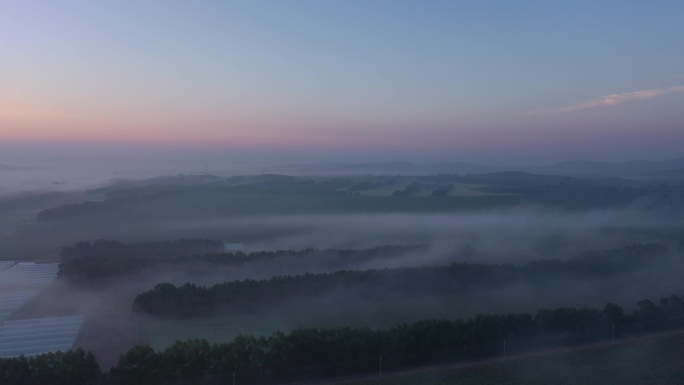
[2,158,684,383]
[3,1,684,383]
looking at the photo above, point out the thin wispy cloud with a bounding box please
[528,85,684,115]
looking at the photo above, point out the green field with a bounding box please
[0,176,527,260]
[340,331,684,385]
[4,172,683,260]
[137,271,684,352]
[0,191,93,261]
[4,172,684,383]
[142,312,290,350]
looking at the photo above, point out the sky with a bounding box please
[1,0,684,167]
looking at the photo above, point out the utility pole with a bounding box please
[611,324,615,342]
[379,355,382,376]
[503,340,507,360]
[232,371,235,385]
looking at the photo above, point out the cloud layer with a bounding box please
[529,85,684,115]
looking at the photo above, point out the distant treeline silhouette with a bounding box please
[58,240,428,282]
[58,239,225,281]
[3,294,684,385]
[36,173,684,222]
[37,192,175,220]
[132,244,669,318]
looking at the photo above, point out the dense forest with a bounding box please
[132,244,670,318]
[3,294,684,385]
[0,349,100,385]
[58,239,225,282]
[58,240,428,283]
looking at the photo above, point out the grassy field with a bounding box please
[0,191,94,261]
[138,295,492,351]
[142,312,291,350]
[0,189,635,261]
[338,331,684,385]
[0,184,527,260]
[4,172,680,260]
[136,268,684,352]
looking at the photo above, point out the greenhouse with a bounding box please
[0,261,84,357]
[0,316,85,357]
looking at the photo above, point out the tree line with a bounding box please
[3,294,684,384]
[0,349,100,385]
[58,240,428,283]
[133,244,669,318]
[37,173,684,224]
[58,239,225,282]
[37,191,176,221]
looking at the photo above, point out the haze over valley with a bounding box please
[2,1,684,384]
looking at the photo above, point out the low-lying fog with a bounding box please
[0,163,211,197]
[22,230,684,369]
[0,143,275,197]
[4,159,684,368]
[20,207,683,320]
[92,207,676,271]
[233,208,674,263]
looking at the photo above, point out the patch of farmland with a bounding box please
[337,331,684,385]
[142,311,290,350]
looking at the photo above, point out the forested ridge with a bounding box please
[37,192,173,220]
[58,239,225,281]
[36,173,684,222]
[3,294,684,385]
[132,244,669,318]
[58,240,428,282]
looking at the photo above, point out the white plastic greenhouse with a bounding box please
[0,261,85,357]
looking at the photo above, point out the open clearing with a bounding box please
[335,330,684,385]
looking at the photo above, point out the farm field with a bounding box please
[4,2,684,382]
[0,175,526,260]
[143,312,289,351]
[338,330,684,385]
[2,171,684,383]
[137,259,684,353]
[0,192,90,261]
[4,171,684,260]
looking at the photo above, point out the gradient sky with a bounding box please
[1,0,683,166]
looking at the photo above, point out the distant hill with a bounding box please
[268,161,501,176]
[266,158,684,178]
[527,158,684,177]
[641,168,684,180]
[0,163,22,171]
[457,171,573,184]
